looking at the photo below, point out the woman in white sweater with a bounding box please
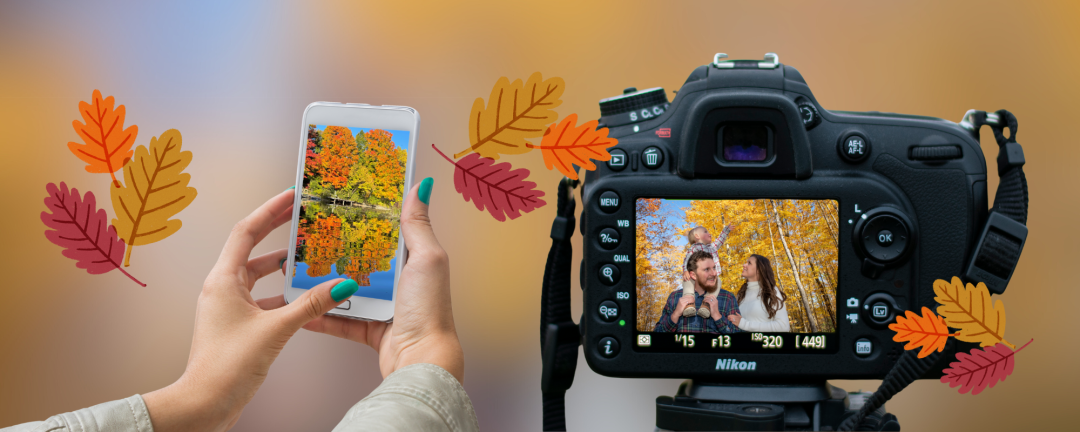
[727,254,791,332]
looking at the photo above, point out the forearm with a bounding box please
[393,335,465,384]
[333,363,478,432]
[142,377,236,432]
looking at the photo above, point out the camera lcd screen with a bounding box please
[290,124,408,301]
[719,122,770,162]
[634,198,839,353]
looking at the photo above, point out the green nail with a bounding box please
[418,177,433,205]
[279,257,287,268]
[287,186,295,191]
[331,279,359,302]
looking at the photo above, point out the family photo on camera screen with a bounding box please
[290,125,409,301]
[636,198,839,334]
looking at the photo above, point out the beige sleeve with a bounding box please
[332,363,479,432]
[1,395,153,432]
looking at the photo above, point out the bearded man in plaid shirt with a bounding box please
[654,250,742,333]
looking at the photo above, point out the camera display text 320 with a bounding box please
[635,198,838,353]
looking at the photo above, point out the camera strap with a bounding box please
[540,177,581,431]
[963,109,1029,294]
[539,110,1029,430]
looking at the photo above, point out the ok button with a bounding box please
[876,230,894,247]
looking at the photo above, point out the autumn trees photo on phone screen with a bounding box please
[635,198,839,333]
[291,125,408,300]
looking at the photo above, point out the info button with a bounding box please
[855,338,873,357]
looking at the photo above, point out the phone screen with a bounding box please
[290,124,409,301]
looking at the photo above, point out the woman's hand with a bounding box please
[728,312,742,326]
[142,188,360,432]
[682,271,691,282]
[263,178,464,384]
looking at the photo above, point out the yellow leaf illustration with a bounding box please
[110,129,197,267]
[933,277,1014,349]
[454,72,565,159]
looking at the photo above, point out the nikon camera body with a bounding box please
[579,54,991,381]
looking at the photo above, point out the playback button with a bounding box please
[607,149,627,171]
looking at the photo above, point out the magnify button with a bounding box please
[599,264,620,286]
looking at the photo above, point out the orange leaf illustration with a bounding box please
[934,277,1014,349]
[526,114,618,180]
[68,90,138,188]
[454,72,565,159]
[888,307,957,358]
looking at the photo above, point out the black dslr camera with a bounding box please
[540,53,1028,430]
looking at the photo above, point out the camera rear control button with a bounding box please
[642,146,664,169]
[862,293,899,326]
[855,338,873,357]
[598,191,621,213]
[599,264,621,286]
[838,133,871,163]
[876,230,894,247]
[798,103,821,130]
[599,337,620,358]
[607,149,627,171]
[870,302,890,320]
[598,228,621,250]
[598,300,620,322]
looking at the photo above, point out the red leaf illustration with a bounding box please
[41,182,145,286]
[941,339,1033,395]
[432,144,546,222]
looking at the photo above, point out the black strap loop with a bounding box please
[540,178,580,431]
[964,110,1029,294]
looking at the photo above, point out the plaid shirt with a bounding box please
[653,289,742,334]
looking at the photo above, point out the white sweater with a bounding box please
[737,281,791,332]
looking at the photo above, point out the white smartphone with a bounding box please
[284,102,418,322]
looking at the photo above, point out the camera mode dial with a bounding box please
[599,87,670,127]
[853,208,914,278]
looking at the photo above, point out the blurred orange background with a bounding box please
[1,1,1076,429]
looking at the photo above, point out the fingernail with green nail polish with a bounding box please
[418,177,433,205]
[279,257,287,268]
[331,279,359,302]
[287,186,295,191]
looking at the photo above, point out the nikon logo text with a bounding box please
[715,358,757,371]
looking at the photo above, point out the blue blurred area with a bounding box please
[292,258,395,301]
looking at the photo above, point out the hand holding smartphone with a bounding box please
[284,103,418,322]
